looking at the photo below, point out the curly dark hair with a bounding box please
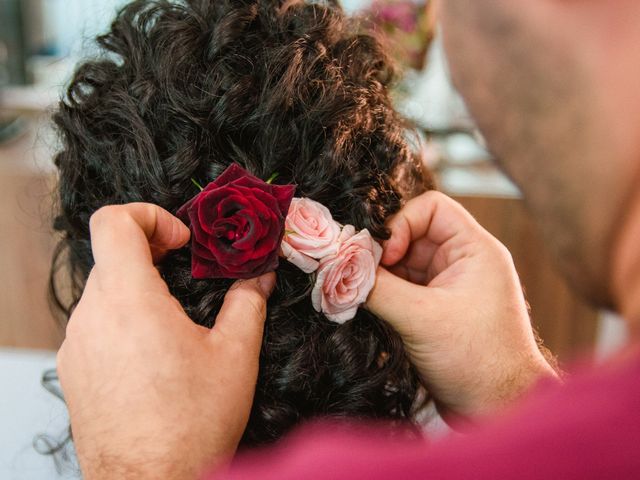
[50,0,434,447]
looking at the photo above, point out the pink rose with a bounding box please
[281,198,341,273]
[311,226,383,324]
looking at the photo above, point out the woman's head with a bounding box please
[52,0,433,445]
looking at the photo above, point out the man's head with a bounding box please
[439,0,640,311]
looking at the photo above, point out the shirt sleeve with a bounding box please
[207,355,640,480]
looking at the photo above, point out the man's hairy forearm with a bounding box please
[80,451,205,480]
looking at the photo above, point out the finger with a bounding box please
[213,273,276,355]
[366,267,438,336]
[89,203,190,280]
[397,237,440,275]
[388,263,430,285]
[382,191,481,266]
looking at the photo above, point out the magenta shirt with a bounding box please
[212,350,640,479]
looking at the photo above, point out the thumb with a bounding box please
[90,203,191,275]
[366,267,435,337]
[213,273,276,355]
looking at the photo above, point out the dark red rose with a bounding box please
[177,164,296,279]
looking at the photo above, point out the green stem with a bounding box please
[266,172,280,184]
[191,178,204,191]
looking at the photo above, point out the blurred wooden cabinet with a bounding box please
[0,169,63,350]
[454,195,599,362]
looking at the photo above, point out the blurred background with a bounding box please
[0,0,628,478]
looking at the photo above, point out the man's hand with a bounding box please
[56,203,275,479]
[367,191,558,421]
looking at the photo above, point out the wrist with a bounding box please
[447,353,560,424]
[77,437,226,480]
[491,354,560,409]
[80,454,208,480]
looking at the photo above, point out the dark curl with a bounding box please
[51,0,434,446]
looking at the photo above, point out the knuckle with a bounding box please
[494,237,512,258]
[246,293,268,319]
[225,283,267,318]
[423,190,453,208]
[65,303,87,333]
[491,237,515,264]
[424,190,447,202]
[55,344,67,376]
[64,315,80,339]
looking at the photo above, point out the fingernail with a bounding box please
[257,273,276,296]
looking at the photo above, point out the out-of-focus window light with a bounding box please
[40,0,129,57]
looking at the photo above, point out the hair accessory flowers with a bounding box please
[178,163,382,323]
[177,164,295,279]
[282,202,382,324]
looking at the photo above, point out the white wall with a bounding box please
[41,0,129,55]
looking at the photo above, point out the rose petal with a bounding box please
[311,227,382,323]
[231,177,294,217]
[282,198,341,260]
[216,193,250,217]
[272,184,297,215]
[281,241,319,273]
[232,210,259,251]
[311,261,329,314]
[251,214,281,258]
[210,163,251,189]
[191,255,220,279]
[324,306,359,324]
[245,187,281,217]
[371,235,383,266]
[191,235,217,261]
[338,225,357,243]
[176,163,295,279]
